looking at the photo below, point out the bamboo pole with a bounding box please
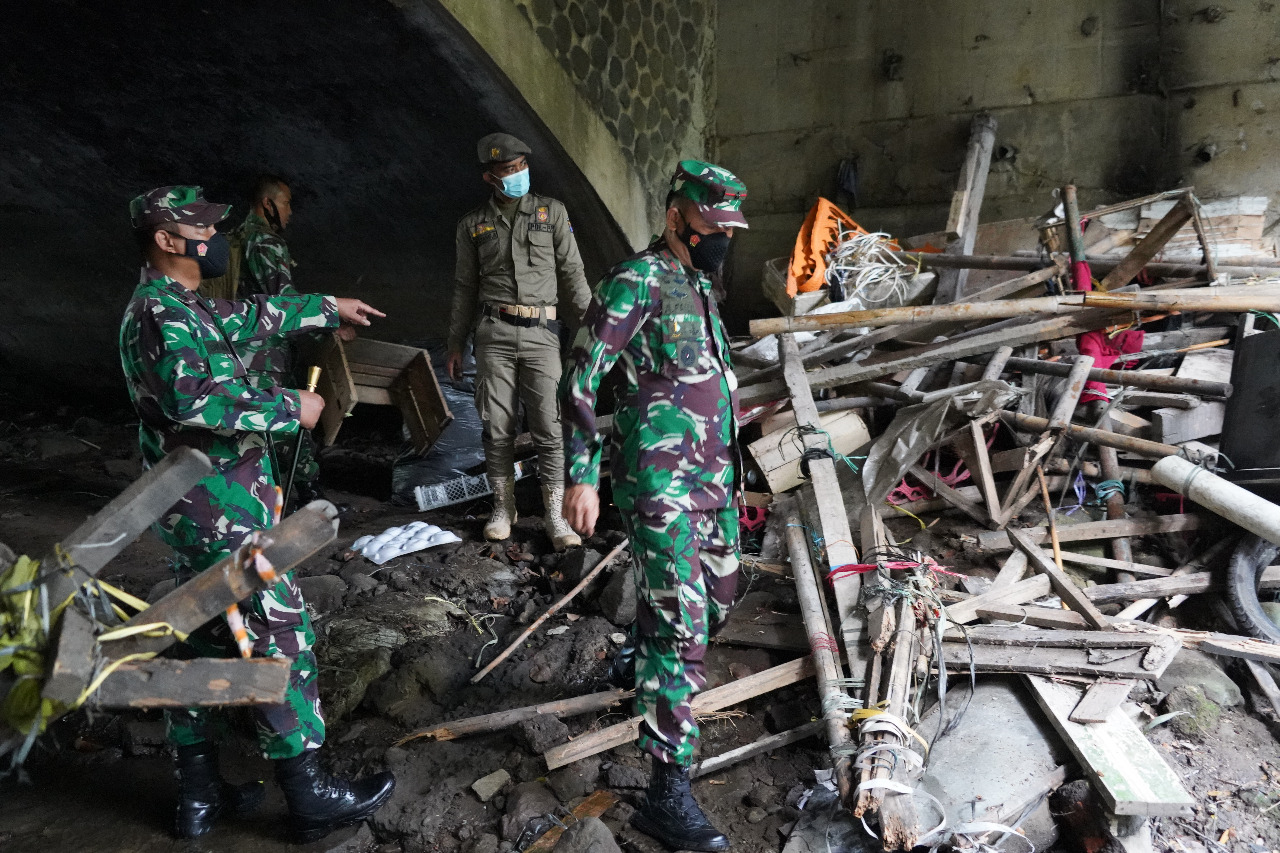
[749,286,1280,336]
[996,356,1232,399]
[999,411,1180,458]
[887,250,1280,276]
[783,515,854,803]
[471,538,629,683]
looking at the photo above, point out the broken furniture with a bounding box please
[313,336,453,455]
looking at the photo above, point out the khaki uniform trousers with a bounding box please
[473,314,564,487]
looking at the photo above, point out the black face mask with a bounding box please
[677,220,732,273]
[182,231,231,278]
[263,198,285,233]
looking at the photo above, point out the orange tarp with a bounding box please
[786,198,902,296]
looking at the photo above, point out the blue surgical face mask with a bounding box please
[499,167,530,199]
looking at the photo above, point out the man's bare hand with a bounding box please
[298,390,325,429]
[563,484,600,538]
[445,350,463,382]
[335,324,358,342]
[334,298,386,327]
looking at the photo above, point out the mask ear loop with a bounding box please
[263,197,283,232]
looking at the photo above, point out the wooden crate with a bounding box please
[313,337,453,455]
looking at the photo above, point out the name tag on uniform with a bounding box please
[527,222,554,233]
[471,222,497,242]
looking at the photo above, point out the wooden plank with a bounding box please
[938,642,1177,679]
[779,334,864,656]
[523,791,619,853]
[42,447,213,609]
[393,350,454,455]
[1055,551,1172,578]
[1198,636,1280,666]
[1085,566,1280,605]
[1150,349,1231,444]
[976,513,1202,551]
[316,335,357,448]
[543,656,816,770]
[343,336,420,370]
[103,506,339,659]
[1098,196,1194,292]
[990,551,1028,591]
[908,464,992,527]
[396,690,632,745]
[976,603,1089,629]
[953,421,1002,520]
[90,658,291,708]
[943,575,1052,625]
[954,625,1172,649]
[357,386,394,406]
[1024,675,1195,816]
[935,113,998,303]
[1246,661,1280,718]
[803,310,1127,396]
[41,609,97,705]
[1009,527,1112,630]
[1070,680,1136,724]
[692,720,824,779]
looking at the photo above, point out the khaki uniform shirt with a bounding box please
[447,191,591,354]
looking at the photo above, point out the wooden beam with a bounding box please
[1070,680,1136,724]
[41,609,97,705]
[396,689,633,745]
[1024,675,1195,817]
[938,639,1178,679]
[42,447,213,610]
[908,464,992,527]
[976,513,1202,551]
[1054,551,1171,578]
[1009,527,1111,630]
[90,658,291,708]
[935,113,998,303]
[543,656,816,770]
[944,575,1052,625]
[976,603,1089,629]
[103,505,339,659]
[1098,195,1194,291]
[692,720,824,779]
[1085,566,1280,605]
[779,334,864,656]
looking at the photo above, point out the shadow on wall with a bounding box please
[0,0,626,408]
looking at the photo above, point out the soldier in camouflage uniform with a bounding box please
[561,161,747,853]
[120,186,394,843]
[446,132,592,551]
[230,175,341,504]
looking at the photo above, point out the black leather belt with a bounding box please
[482,303,561,334]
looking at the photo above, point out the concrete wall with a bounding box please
[716,0,1280,325]
[419,0,717,246]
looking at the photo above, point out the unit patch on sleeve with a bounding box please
[470,221,497,242]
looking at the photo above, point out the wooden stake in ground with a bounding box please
[471,538,629,683]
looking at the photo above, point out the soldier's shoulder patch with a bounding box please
[536,205,549,223]
[470,221,496,240]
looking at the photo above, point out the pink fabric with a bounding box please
[1077,328,1145,403]
[1071,260,1092,291]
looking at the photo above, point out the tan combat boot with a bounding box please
[542,483,582,551]
[484,476,517,541]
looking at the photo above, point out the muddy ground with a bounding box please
[2,404,1280,853]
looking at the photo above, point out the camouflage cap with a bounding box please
[669,160,748,229]
[477,133,531,165]
[129,186,231,230]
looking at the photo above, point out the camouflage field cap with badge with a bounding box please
[477,132,532,165]
[669,160,749,229]
[129,185,231,229]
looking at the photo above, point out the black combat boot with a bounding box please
[609,638,636,690]
[630,756,730,852]
[173,742,265,838]
[275,749,396,843]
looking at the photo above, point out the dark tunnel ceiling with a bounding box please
[0,1,628,407]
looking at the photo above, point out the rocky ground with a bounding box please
[1,403,1280,853]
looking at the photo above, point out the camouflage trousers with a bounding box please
[156,453,325,760]
[622,507,740,766]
